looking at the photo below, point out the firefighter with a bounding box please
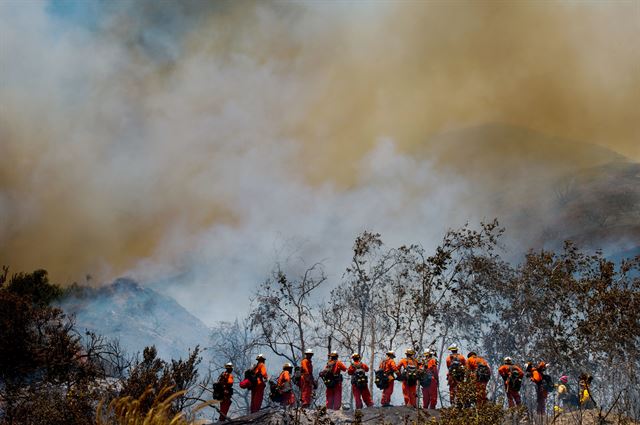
[379,350,397,406]
[324,351,347,410]
[498,357,524,408]
[555,375,579,412]
[218,363,234,421]
[300,348,316,408]
[467,351,491,405]
[396,348,419,407]
[420,349,439,409]
[348,353,373,409]
[579,373,596,409]
[446,344,466,406]
[526,361,548,416]
[249,354,268,413]
[277,363,296,406]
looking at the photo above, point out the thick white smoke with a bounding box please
[1,1,638,324]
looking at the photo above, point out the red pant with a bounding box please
[352,384,373,409]
[219,398,232,421]
[536,387,548,415]
[476,382,488,405]
[381,381,394,405]
[402,382,417,407]
[448,380,458,406]
[422,382,438,409]
[326,383,342,410]
[250,383,265,413]
[300,379,313,407]
[506,389,521,408]
[281,391,296,406]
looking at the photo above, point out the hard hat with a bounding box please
[256,354,266,360]
[504,357,513,364]
[386,350,395,357]
[329,351,338,358]
[351,353,360,359]
[538,361,547,370]
[448,344,459,352]
[468,351,477,357]
[283,363,293,369]
[225,362,233,369]
[423,349,431,356]
[405,348,415,356]
[304,349,314,355]
[560,375,568,384]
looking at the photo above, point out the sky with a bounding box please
[1,0,638,324]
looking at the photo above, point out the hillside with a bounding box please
[420,124,640,253]
[221,405,638,425]
[58,277,211,361]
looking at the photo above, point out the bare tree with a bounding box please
[249,262,326,365]
[209,318,257,414]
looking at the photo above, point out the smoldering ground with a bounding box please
[1,0,638,323]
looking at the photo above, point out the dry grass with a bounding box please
[96,386,214,425]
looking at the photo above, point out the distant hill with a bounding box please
[58,278,211,361]
[419,124,640,254]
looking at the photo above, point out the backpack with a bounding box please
[268,379,282,402]
[293,366,302,387]
[352,368,368,389]
[214,373,234,400]
[418,368,433,387]
[405,363,419,385]
[476,363,491,383]
[506,366,522,392]
[213,382,225,400]
[448,356,465,382]
[320,362,341,389]
[542,373,555,392]
[243,365,259,388]
[375,369,389,389]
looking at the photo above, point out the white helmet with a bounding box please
[329,351,339,358]
[225,362,233,369]
[448,344,459,352]
[504,356,513,364]
[351,353,360,359]
[256,353,266,360]
[304,349,314,355]
[283,363,293,369]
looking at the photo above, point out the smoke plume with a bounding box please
[1,0,638,322]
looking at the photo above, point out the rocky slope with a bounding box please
[58,277,211,361]
[420,124,640,255]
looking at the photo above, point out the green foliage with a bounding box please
[3,269,62,305]
[119,345,202,416]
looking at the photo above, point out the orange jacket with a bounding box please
[253,362,268,385]
[379,358,397,381]
[397,357,419,371]
[531,369,543,384]
[301,358,313,375]
[422,358,438,370]
[278,370,292,391]
[498,364,523,381]
[218,371,233,395]
[446,353,467,368]
[301,358,314,384]
[348,361,369,375]
[326,360,347,375]
[467,356,489,371]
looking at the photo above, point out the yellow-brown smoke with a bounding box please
[0,0,638,285]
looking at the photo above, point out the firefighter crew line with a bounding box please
[214,344,593,419]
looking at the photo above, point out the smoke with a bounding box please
[1,1,638,323]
